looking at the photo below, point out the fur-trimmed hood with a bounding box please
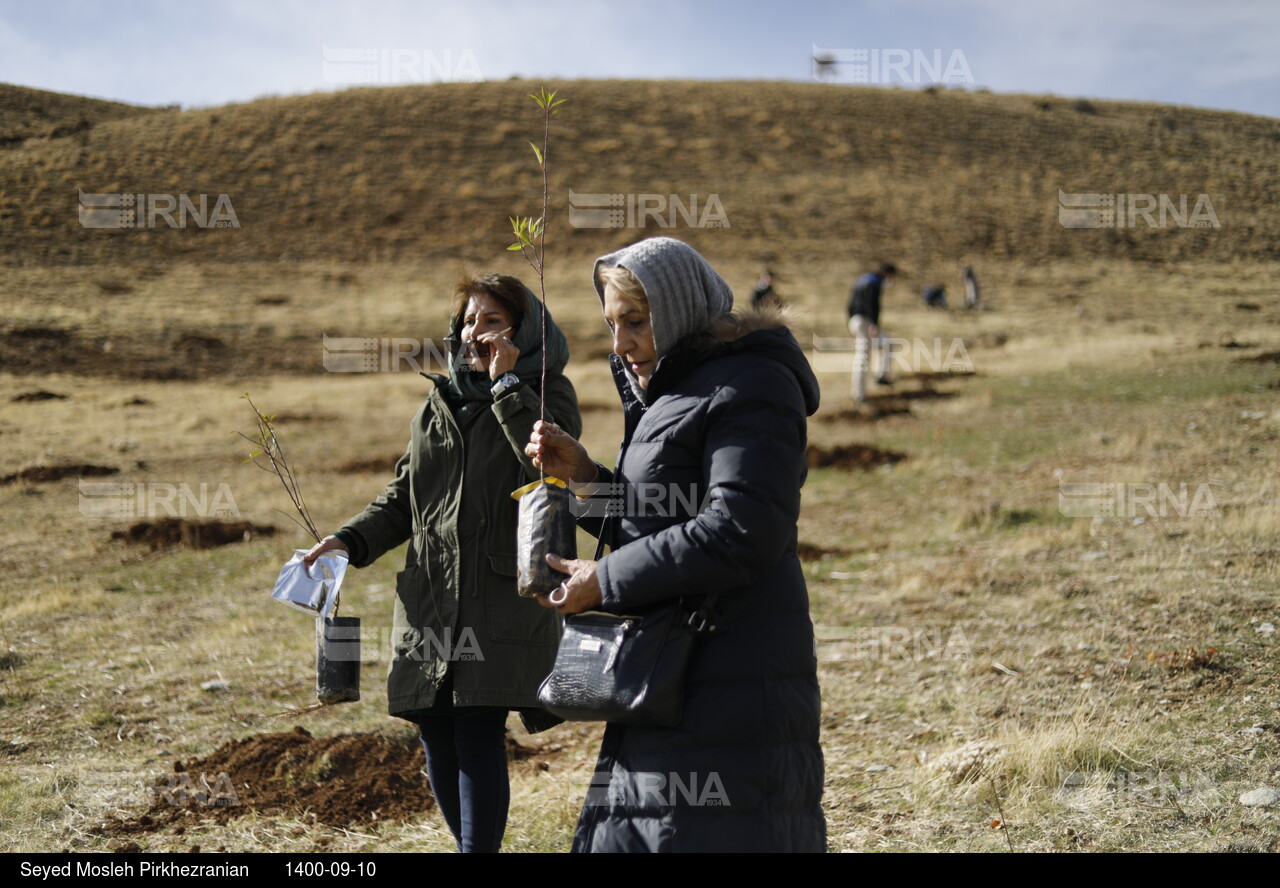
[706,301,790,344]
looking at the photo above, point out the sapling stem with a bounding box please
[507,87,566,482]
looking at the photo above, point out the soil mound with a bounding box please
[909,370,977,383]
[816,372,972,421]
[104,727,566,835]
[110,519,275,550]
[818,403,914,424]
[269,411,339,424]
[0,324,320,379]
[108,727,433,833]
[807,444,907,470]
[884,387,959,403]
[10,390,67,402]
[0,463,117,484]
[336,454,402,475]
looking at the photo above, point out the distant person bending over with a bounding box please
[846,262,896,402]
[750,269,780,308]
[963,265,981,309]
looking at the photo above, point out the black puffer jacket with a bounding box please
[573,308,826,853]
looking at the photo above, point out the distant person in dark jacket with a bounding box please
[963,265,981,309]
[750,269,779,308]
[846,263,896,402]
[526,237,826,853]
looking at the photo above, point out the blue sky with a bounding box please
[1,0,1277,118]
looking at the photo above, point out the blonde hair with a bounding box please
[598,265,649,310]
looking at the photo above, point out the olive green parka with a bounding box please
[337,301,580,730]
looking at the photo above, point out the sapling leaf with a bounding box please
[501,86,565,479]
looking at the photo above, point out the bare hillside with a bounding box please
[0,83,160,148]
[2,80,1277,268]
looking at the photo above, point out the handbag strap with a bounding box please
[685,591,721,634]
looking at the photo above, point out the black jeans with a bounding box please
[412,707,510,853]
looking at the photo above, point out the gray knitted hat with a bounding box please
[592,237,734,359]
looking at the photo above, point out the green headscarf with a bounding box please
[445,275,570,425]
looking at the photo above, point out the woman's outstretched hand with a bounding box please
[538,553,603,615]
[303,535,349,568]
[525,420,597,485]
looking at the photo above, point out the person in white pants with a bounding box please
[849,314,891,402]
[846,263,896,402]
[963,265,981,309]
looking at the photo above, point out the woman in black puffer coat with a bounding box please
[527,237,825,853]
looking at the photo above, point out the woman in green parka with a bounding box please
[304,273,581,852]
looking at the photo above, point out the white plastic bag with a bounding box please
[271,549,348,618]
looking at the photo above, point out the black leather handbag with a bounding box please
[537,531,719,727]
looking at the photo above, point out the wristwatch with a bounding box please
[491,372,520,397]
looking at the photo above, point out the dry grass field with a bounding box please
[2,80,1279,853]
